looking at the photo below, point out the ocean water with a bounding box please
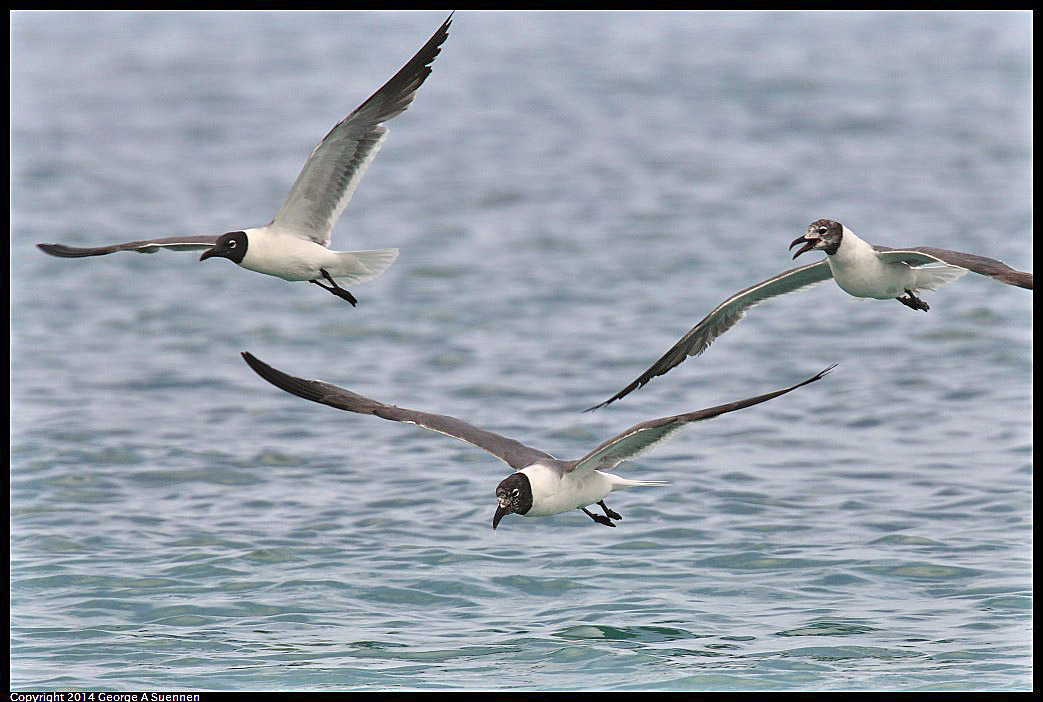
[10,10,1032,692]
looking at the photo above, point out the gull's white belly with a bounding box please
[829,254,913,299]
[239,229,338,282]
[520,465,614,518]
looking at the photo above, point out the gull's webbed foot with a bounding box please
[598,500,622,521]
[582,507,616,527]
[896,290,929,312]
[310,269,358,306]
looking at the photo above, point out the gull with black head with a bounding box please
[589,219,1031,410]
[38,14,453,307]
[241,352,834,530]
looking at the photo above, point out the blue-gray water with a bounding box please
[10,10,1032,692]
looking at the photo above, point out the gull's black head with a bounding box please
[200,231,248,264]
[790,219,844,259]
[493,473,533,530]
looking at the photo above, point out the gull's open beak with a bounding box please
[199,248,216,261]
[789,235,818,260]
[492,502,510,531]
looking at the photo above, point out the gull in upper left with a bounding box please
[38,14,453,307]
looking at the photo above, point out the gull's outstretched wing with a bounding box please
[37,235,218,258]
[242,351,556,471]
[587,260,833,411]
[872,245,1032,290]
[268,14,452,246]
[570,365,835,476]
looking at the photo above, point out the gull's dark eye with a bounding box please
[817,228,828,235]
[227,239,237,248]
[511,488,519,497]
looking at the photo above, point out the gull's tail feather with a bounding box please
[330,248,400,285]
[912,263,967,292]
[606,475,670,489]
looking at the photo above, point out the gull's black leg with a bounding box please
[896,290,929,312]
[309,269,358,306]
[581,507,616,527]
[598,500,622,521]
[310,278,355,305]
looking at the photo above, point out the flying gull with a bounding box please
[242,351,834,530]
[589,219,1031,410]
[38,14,453,306]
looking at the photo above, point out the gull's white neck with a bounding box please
[829,226,875,263]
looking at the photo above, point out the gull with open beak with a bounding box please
[589,219,1031,410]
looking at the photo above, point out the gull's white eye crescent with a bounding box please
[227,239,237,248]
[511,488,519,497]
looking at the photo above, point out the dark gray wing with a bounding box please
[268,14,452,245]
[570,365,835,476]
[587,260,834,411]
[242,351,556,471]
[37,235,218,258]
[872,245,1032,289]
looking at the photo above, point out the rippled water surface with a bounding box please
[11,10,1031,691]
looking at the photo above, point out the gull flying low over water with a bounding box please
[38,14,453,307]
[241,351,834,530]
[589,219,1032,410]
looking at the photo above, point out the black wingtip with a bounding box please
[426,11,454,56]
[583,380,643,413]
[241,351,339,409]
[796,365,838,385]
[37,243,82,258]
[242,350,312,401]
[241,351,265,375]
[583,397,618,413]
[586,364,837,414]
[1012,273,1033,290]
[432,12,453,57]
[242,351,285,386]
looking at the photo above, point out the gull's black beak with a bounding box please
[492,502,511,531]
[789,235,818,260]
[199,248,216,262]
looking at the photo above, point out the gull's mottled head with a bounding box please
[790,219,844,259]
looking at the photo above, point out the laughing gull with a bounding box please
[589,219,1032,410]
[37,14,453,307]
[241,351,834,529]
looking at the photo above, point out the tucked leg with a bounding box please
[598,500,622,521]
[896,290,929,312]
[581,507,616,527]
[310,269,358,306]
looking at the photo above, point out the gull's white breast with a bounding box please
[519,464,615,518]
[239,227,340,281]
[827,227,914,299]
